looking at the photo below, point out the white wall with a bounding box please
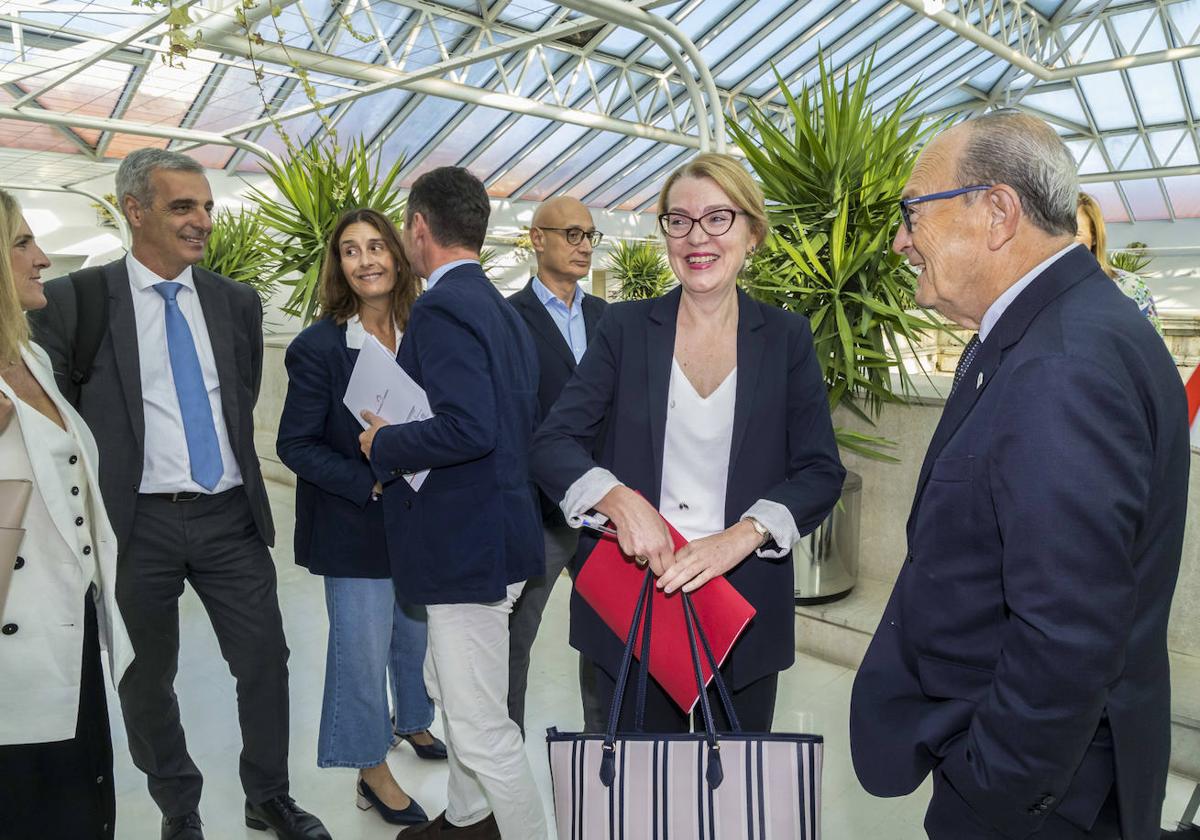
[1100,217,1200,312]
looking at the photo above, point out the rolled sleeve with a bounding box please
[742,498,799,559]
[560,466,622,526]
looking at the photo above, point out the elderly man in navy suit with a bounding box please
[506,195,607,736]
[850,111,1189,839]
[358,167,547,840]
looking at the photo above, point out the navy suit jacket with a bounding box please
[508,279,606,526]
[530,286,845,689]
[849,246,1189,840]
[276,317,389,578]
[369,263,544,605]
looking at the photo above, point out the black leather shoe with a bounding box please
[161,811,204,840]
[357,778,428,825]
[245,795,331,839]
[398,730,448,761]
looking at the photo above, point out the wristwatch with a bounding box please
[743,516,770,546]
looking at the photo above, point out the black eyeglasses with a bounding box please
[536,226,604,247]
[899,185,991,233]
[657,208,738,239]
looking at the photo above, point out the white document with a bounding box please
[343,334,431,491]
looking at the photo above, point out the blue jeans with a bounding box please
[318,577,434,768]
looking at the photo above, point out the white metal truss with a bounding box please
[2,0,1200,218]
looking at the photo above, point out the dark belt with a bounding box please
[141,491,208,503]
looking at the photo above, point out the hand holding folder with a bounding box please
[574,514,756,713]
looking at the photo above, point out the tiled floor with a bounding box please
[105,482,1197,838]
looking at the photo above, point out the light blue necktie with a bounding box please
[154,282,222,490]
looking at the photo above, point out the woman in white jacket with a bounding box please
[0,188,133,840]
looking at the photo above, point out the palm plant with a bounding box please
[1110,241,1151,274]
[249,138,406,324]
[199,207,278,301]
[607,239,673,301]
[729,55,943,459]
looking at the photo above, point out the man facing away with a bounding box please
[849,112,1189,839]
[506,195,607,736]
[30,148,328,840]
[358,166,548,840]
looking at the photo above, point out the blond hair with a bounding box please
[0,189,29,364]
[1076,192,1114,278]
[657,153,768,246]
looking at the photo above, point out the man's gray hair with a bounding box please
[956,110,1078,237]
[115,148,205,217]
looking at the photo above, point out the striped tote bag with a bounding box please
[547,573,823,839]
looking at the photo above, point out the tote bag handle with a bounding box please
[600,570,740,789]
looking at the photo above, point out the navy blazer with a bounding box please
[849,246,1189,840]
[530,286,845,689]
[276,317,389,578]
[369,263,544,605]
[508,279,606,526]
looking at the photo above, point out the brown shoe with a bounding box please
[398,812,500,840]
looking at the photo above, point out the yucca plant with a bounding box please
[608,239,673,301]
[249,138,406,324]
[729,54,944,460]
[199,207,278,301]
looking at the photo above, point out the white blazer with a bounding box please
[0,342,133,744]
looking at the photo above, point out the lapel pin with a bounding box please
[976,372,984,389]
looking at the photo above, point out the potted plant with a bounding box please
[249,138,407,325]
[607,239,673,301]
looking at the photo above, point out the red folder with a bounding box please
[574,517,756,713]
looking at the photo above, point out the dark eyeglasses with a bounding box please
[657,208,738,239]
[899,185,991,233]
[536,226,604,247]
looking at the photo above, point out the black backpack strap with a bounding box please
[67,266,110,389]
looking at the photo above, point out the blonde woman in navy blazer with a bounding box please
[531,155,845,733]
[276,209,442,827]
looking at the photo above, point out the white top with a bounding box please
[19,405,99,590]
[659,359,737,541]
[345,314,402,353]
[126,253,242,493]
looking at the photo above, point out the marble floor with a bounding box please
[105,481,1198,839]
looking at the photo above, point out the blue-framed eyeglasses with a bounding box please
[899,185,991,233]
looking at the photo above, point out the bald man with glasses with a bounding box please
[506,196,607,735]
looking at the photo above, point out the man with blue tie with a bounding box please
[358,166,547,840]
[849,112,1189,839]
[506,195,607,736]
[31,149,328,840]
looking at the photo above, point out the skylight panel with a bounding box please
[490,122,591,195]
[1021,89,1088,126]
[1167,2,1200,45]
[1077,72,1138,130]
[1126,64,1187,126]
[1110,9,1163,54]
[1162,175,1200,217]
[497,0,559,32]
[1120,178,1170,221]
[1082,181,1130,222]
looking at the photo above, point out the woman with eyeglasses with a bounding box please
[531,153,845,732]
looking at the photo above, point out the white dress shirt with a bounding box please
[126,253,242,493]
[979,243,1081,343]
[344,314,401,353]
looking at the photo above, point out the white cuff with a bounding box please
[561,467,623,526]
[742,499,799,559]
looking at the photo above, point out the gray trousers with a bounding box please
[507,523,603,735]
[116,489,291,817]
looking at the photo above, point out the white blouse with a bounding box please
[20,406,99,589]
[658,359,737,541]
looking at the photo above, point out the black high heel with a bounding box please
[398,730,448,761]
[356,778,428,826]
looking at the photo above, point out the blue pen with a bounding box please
[575,514,618,538]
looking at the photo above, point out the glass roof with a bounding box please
[2,0,1200,223]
